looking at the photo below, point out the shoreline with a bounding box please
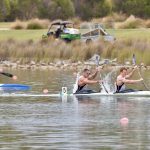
[0,60,149,71]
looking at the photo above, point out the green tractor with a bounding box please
[43,21,81,42]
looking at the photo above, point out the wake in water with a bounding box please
[73,73,80,94]
[100,68,118,93]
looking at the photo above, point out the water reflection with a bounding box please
[0,96,150,149]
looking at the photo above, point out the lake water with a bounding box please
[0,69,150,150]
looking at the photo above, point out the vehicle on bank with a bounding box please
[42,21,115,43]
[42,21,80,42]
[80,23,115,43]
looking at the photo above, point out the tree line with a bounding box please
[0,0,150,21]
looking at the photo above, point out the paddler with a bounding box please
[75,68,102,94]
[115,66,143,93]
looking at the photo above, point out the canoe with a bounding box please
[0,91,149,97]
[0,84,31,92]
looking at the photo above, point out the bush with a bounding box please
[11,20,26,30]
[145,20,150,28]
[27,18,50,29]
[114,15,144,29]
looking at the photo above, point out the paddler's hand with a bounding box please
[97,80,102,84]
[0,68,3,73]
[133,65,138,70]
[96,66,103,71]
[139,78,143,82]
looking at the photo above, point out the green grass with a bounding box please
[0,28,150,41]
[0,29,47,41]
[0,22,11,28]
[108,29,150,41]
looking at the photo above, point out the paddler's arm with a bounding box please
[125,66,137,79]
[88,69,99,80]
[122,78,143,84]
[83,78,101,84]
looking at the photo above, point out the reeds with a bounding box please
[0,38,149,65]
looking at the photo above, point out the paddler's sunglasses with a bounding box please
[86,72,91,75]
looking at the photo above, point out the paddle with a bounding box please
[132,54,149,91]
[95,56,109,94]
[137,68,150,91]
[0,69,17,80]
[0,72,13,78]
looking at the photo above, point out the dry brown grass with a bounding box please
[91,13,127,28]
[114,15,144,29]
[27,18,50,29]
[10,20,26,30]
[102,38,150,65]
[9,16,150,31]
[71,17,82,28]
[10,18,50,30]
[145,20,150,28]
[0,37,150,65]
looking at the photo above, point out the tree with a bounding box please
[113,0,150,18]
[0,0,11,21]
[6,0,20,21]
[94,0,112,18]
[73,0,112,20]
[38,0,75,20]
[17,0,40,20]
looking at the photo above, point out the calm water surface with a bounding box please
[0,69,150,150]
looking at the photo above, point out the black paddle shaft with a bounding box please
[0,72,13,78]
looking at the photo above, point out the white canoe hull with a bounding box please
[0,91,150,97]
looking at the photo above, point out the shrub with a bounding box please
[11,20,26,30]
[27,18,50,29]
[114,15,144,29]
[145,20,150,28]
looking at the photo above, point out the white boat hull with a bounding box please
[0,91,150,97]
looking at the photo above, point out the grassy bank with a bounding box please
[0,21,150,65]
[108,29,150,41]
[0,29,47,41]
[0,22,12,28]
[0,29,150,41]
[0,38,149,65]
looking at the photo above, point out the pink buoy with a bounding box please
[43,89,49,94]
[12,75,17,80]
[120,117,129,126]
